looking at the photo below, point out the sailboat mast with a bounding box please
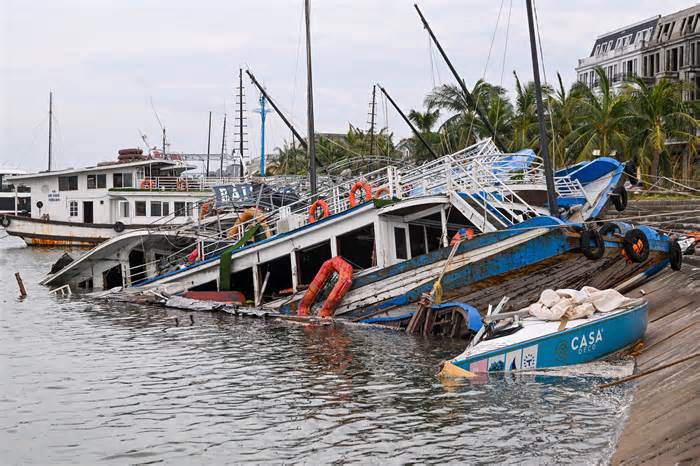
[305,0,317,195]
[220,114,227,176]
[47,91,53,171]
[525,0,558,217]
[369,85,376,156]
[206,111,212,176]
[239,68,245,175]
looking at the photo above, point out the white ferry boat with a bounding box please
[0,168,30,216]
[2,151,232,246]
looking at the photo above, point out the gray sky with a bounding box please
[0,0,693,172]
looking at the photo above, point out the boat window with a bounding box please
[258,255,293,303]
[135,201,146,216]
[119,201,130,218]
[337,224,375,270]
[174,201,186,217]
[87,174,106,189]
[229,268,254,303]
[162,202,169,216]
[113,173,134,188]
[69,201,78,217]
[150,201,161,217]
[394,227,407,260]
[58,176,78,191]
[298,240,332,285]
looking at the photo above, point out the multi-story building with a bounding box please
[576,4,700,102]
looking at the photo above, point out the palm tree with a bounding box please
[408,109,440,133]
[547,73,587,166]
[624,77,698,178]
[566,67,632,161]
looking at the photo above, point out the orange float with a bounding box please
[308,199,331,223]
[349,181,372,207]
[139,178,156,189]
[198,201,212,220]
[374,186,391,200]
[176,179,188,191]
[298,256,354,317]
[227,208,272,239]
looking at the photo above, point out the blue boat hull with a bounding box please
[451,302,648,373]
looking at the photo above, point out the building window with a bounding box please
[87,174,106,189]
[113,172,134,188]
[69,201,78,216]
[119,201,130,218]
[135,201,146,216]
[594,44,601,56]
[58,176,78,191]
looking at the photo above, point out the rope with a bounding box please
[598,352,700,389]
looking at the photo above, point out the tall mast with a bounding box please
[413,4,505,153]
[525,0,558,216]
[256,94,271,176]
[47,91,53,171]
[206,111,212,176]
[162,128,166,160]
[369,85,376,156]
[305,0,317,195]
[377,84,438,160]
[238,68,245,176]
[220,114,227,176]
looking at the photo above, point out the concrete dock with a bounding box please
[612,261,700,464]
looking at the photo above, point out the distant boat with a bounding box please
[441,299,647,374]
[0,168,30,216]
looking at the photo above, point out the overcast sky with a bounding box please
[0,0,694,172]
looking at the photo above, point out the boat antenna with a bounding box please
[376,83,438,160]
[525,0,558,217]
[206,111,212,176]
[413,4,506,153]
[305,0,317,195]
[150,98,167,159]
[47,91,53,171]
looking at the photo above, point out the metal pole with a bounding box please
[259,95,268,177]
[239,68,245,176]
[206,111,212,176]
[162,128,166,160]
[305,0,317,195]
[369,85,376,156]
[413,4,505,152]
[220,114,227,176]
[526,0,558,217]
[377,84,438,160]
[47,91,53,171]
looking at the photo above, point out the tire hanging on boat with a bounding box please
[669,239,683,271]
[580,229,605,260]
[599,222,623,237]
[611,185,628,212]
[297,256,353,318]
[622,228,649,263]
[349,181,372,207]
[113,221,125,233]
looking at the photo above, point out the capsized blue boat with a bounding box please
[444,299,648,374]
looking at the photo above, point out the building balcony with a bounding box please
[577,41,645,68]
[656,70,680,79]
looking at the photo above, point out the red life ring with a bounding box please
[139,178,155,189]
[349,181,372,207]
[176,179,187,191]
[308,199,331,223]
[298,256,354,317]
[374,186,390,200]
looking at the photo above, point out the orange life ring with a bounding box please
[139,178,155,189]
[298,256,354,317]
[374,186,390,200]
[308,199,331,223]
[198,201,212,220]
[227,208,272,239]
[349,181,372,207]
[176,179,187,191]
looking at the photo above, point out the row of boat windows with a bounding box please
[58,173,134,191]
[118,200,194,218]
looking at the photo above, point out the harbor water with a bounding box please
[1,235,635,464]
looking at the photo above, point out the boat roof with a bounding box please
[0,168,27,176]
[7,159,187,181]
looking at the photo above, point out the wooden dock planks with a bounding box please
[612,266,700,465]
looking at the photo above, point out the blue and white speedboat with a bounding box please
[441,299,647,375]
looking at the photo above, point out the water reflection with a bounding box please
[0,236,632,463]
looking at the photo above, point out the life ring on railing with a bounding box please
[298,256,354,317]
[1,215,10,227]
[139,178,156,189]
[580,229,605,260]
[349,181,372,207]
[176,179,187,191]
[621,228,649,263]
[374,186,391,200]
[227,208,272,239]
[308,199,331,223]
[669,239,683,271]
[198,201,212,220]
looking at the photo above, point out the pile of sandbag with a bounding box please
[524,286,636,321]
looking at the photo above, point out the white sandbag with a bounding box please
[526,286,636,321]
[528,301,565,320]
[566,302,596,319]
[539,289,560,307]
[581,287,634,313]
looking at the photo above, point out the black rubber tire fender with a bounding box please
[611,185,628,212]
[0,215,10,227]
[669,240,683,271]
[580,229,605,260]
[599,222,623,237]
[623,229,650,263]
[114,221,125,233]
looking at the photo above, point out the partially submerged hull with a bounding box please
[448,301,648,373]
[4,215,136,247]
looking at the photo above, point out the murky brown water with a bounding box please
[0,235,634,464]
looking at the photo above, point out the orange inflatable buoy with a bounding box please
[349,181,372,207]
[139,178,156,189]
[308,199,331,223]
[298,256,354,317]
[198,201,212,220]
[374,186,390,200]
[227,208,272,239]
[176,179,187,191]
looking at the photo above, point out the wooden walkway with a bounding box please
[612,263,700,465]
